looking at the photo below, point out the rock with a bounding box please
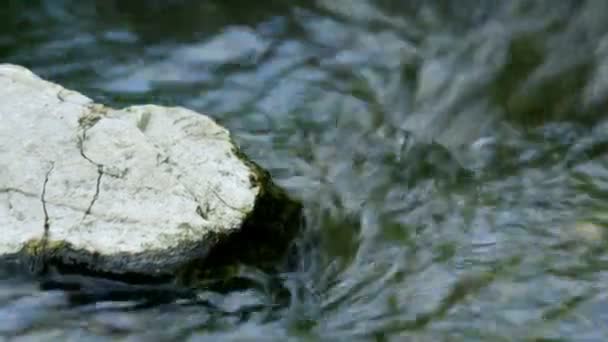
[0,64,301,282]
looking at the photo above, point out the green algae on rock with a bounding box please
[0,64,301,282]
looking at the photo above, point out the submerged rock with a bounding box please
[0,64,301,282]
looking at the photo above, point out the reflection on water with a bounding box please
[3,0,608,340]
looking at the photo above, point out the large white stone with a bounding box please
[0,64,300,280]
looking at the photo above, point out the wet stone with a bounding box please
[0,64,301,282]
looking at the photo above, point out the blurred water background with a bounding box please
[3,0,608,340]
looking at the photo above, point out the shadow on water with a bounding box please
[3,0,608,340]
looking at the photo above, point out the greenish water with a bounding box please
[2,0,608,340]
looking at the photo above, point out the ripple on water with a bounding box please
[3,0,608,340]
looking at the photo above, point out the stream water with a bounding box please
[3,0,608,340]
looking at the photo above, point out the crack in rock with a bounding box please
[41,162,54,233]
[76,119,128,221]
[84,166,103,219]
[78,127,105,220]
[78,129,99,167]
[210,187,248,215]
[34,162,55,275]
[0,187,36,196]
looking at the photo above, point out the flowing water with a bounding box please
[2,0,608,340]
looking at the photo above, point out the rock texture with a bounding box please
[0,64,301,281]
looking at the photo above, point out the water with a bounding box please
[2,0,608,340]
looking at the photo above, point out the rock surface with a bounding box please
[0,64,301,281]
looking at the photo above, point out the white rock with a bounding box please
[0,64,300,279]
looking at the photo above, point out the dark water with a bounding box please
[2,0,608,340]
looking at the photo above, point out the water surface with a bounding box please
[3,0,608,340]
